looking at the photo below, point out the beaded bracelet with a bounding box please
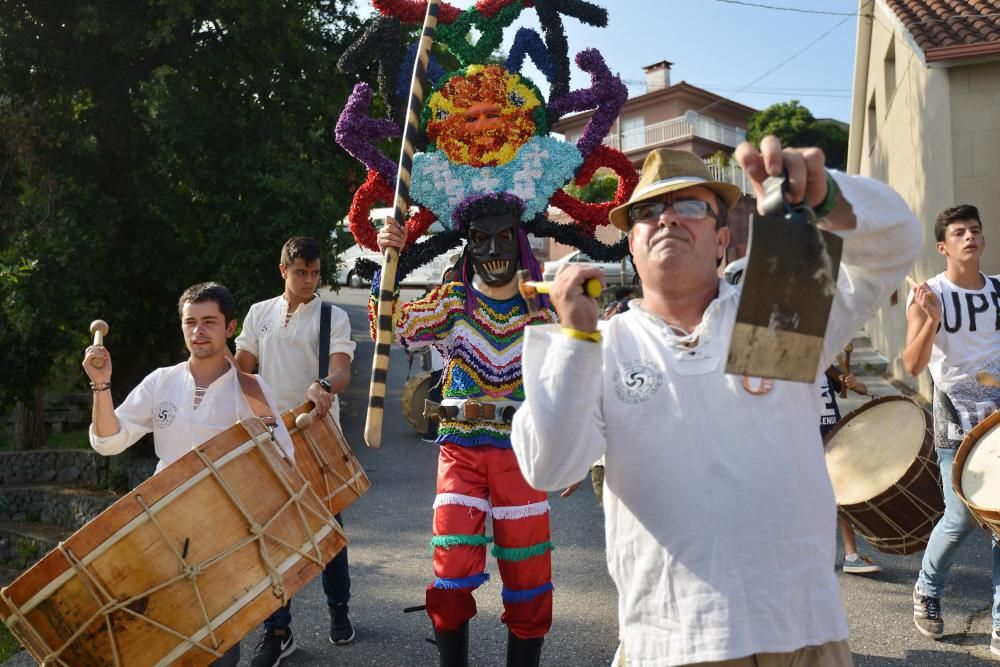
[90,381,111,392]
[562,327,602,344]
[813,172,839,220]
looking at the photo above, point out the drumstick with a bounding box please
[295,408,317,430]
[89,320,109,369]
[905,276,936,305]
[839,343,852,399]
[518,276,602,300]
[977,371,1000,388]
[364,0,441,449]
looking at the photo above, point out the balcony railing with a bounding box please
[704,161,752,195]
[603,115,747,153]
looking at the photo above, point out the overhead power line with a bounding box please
[709,0,858,15]
[695,12,855,115]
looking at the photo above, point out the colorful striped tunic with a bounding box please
[371,281,555,448]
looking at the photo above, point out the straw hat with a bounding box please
[609,149,743,231]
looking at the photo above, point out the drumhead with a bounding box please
[401,371,434,433]
[961,418,1000,509]
[825,397,928,505]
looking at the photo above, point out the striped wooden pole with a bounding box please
[364,0,441,448]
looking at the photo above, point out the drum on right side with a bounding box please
[955,411,1000,540]
[824,395,943,555]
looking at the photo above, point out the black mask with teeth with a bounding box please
[468,212,520,286]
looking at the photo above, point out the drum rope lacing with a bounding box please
[0,424,342,666]
[297,412,367,504]
[849,451,943,553]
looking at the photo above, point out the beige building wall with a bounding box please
[949,61,1000,273]
[855,9,956,397]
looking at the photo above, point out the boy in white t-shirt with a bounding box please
[903,204,1000,655]
[235,237,357,667]
[84,282,295,667]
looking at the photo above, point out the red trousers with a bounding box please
[425,443,553,639]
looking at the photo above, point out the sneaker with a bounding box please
[991,628,1000,657]
[842,554,881,575]
[330,602,356,645]
[250,627,296,667]
[912,584,944,639]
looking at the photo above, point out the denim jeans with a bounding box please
[917,447,1000,627]
[264,513,351,630]
[209,642,239,666]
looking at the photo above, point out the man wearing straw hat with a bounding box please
[512,139,922,666]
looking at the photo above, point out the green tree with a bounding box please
[0,1,376,448]
[745,100,848,170]
[564,172,620,203]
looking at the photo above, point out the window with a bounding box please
[884,39,896,103]
[867,93,877,152]
[621,116,645,151]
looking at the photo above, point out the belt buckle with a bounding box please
[463,398,483,421]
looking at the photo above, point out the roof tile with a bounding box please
[885,0,1000,58]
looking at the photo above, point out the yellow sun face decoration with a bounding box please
[424,65,545,168]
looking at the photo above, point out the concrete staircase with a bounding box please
[836,335,920,416]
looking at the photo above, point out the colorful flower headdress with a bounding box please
[335,0,638,283]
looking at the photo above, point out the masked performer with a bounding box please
[333,2,638,664]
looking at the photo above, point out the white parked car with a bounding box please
[542,250,635,285]
[334,241,466,289]
[334,243,383,288]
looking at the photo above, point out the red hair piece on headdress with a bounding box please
[549,145,639,234]
[373,0,533,23]
[349,169,437,252]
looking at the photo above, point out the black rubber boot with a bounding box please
[506,631,543,667]
[434,622,469,667]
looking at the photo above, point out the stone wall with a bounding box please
[0,487,117,531]
[0,449,157,491]
[1,392,93,435]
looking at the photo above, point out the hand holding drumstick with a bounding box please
[905,276,941,322]
[82,320,112,385]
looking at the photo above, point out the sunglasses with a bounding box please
[628,198,718,225]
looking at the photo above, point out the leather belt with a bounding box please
[424,398,520,425]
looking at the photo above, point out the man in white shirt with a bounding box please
[511,140,921,666]
[235,236,356,667]
[84,282,296,667]
[902,204,1000,654]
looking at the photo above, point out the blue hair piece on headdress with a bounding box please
[505,28,556,82]
[396,41,446,102]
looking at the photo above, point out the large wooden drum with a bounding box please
[401,371,434,435]
[824,396,943,555]
[281,403,370,517]
[0,418,346,666]
[955,411,1000,540]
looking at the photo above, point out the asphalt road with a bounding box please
[4,287,999,666]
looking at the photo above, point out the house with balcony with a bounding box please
[848,0,1000,398]
[546,61,758,262]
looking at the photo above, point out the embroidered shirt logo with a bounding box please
[614,360,663,404]
[258,320,275,336]
[154,401,178,428]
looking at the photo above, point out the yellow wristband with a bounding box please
[561,327,602,343]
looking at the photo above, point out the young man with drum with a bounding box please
[512,141,921,666]
[903,204,1000,652]
[235,236,357,666]
[83,282,296,667]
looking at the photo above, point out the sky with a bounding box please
[357,0,862,123]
